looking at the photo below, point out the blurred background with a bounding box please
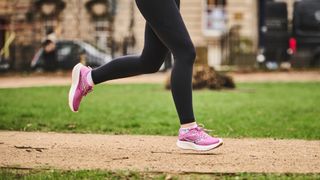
[0,0,320,72]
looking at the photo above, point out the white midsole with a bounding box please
[68,63,83,112]
[176,138,223,151]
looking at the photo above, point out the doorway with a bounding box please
[0,18,7,52]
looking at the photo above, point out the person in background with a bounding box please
[42,28,58,71]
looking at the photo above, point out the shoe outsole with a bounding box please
[68,63,83,112]
[176,138,223,151]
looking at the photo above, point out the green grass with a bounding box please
[1,169,319,180]
[0,83,319,139]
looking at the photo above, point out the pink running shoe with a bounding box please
[68,63,93,112]
[177,125,223,151]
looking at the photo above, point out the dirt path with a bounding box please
[229,71,320,83]
[0,73,166,89]
[0,131,319,173]
[0,71,319,89]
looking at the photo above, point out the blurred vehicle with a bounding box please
[290,0,320,67]
[31,40,111,71]
[0,56,10,72]
[257,0,290,69]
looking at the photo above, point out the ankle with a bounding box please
[86,71,94,86]
[180,122,197,129]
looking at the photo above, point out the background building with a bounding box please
[0,0,299,71]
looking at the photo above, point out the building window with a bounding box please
[33,0,65,41]
[85,0,116,54]
[94,20,111,52]
[203,0,227,37]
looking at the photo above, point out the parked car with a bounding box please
[257,0,289,69]
[291,0,320,67]
[31,40,111,70]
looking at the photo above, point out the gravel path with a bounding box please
[0,131,319,173]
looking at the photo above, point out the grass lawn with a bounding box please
[1,169,319,180]
[0,82,319,139]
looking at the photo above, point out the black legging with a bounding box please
[91,0,196,124]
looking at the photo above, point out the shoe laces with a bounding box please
[196,123,213,133]
[192,124,219,140]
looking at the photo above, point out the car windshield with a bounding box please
[78,41,104,54]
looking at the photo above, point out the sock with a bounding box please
[86,71,94,86]
[180,123,197,132]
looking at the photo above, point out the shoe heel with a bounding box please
[68,63,83,112]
